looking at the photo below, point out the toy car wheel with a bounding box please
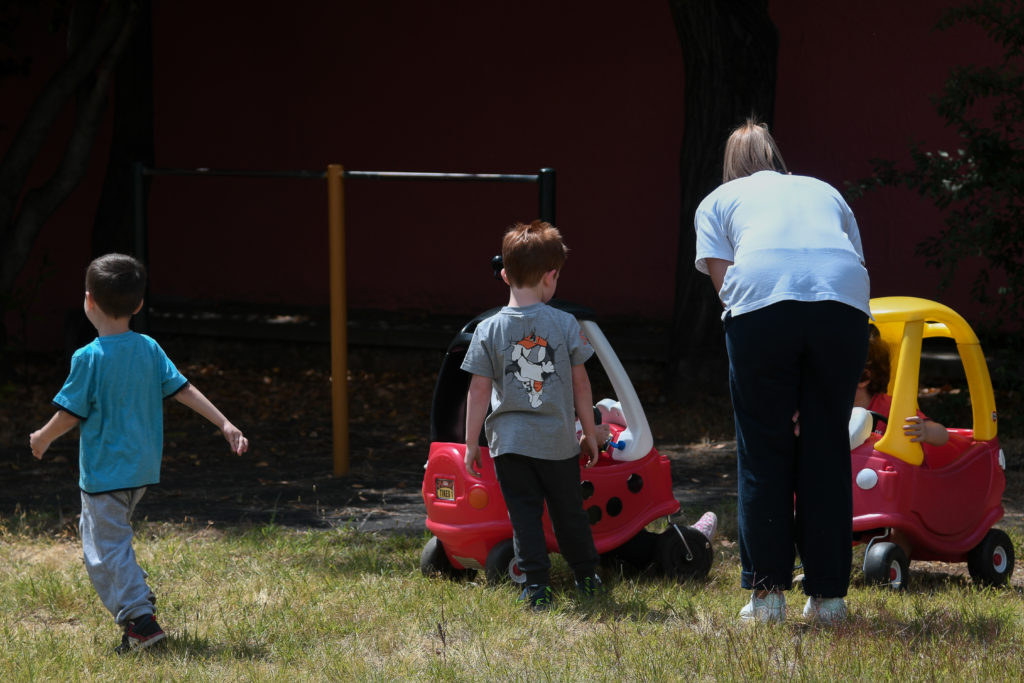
[967,528,1015,587]
[656,525,713,581]
[863,541,909,590]
[485,538,527,585]
[420,536,475,581]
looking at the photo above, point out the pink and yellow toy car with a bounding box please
[849,297,1014,589]
[420,302,712,584]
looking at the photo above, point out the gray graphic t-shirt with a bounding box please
[461,303,594,460]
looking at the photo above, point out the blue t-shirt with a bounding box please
[53,332,188,493]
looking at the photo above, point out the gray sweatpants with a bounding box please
[80,488,156,625]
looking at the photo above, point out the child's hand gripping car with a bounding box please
[849,296,1013,589]
[421,301,713,584]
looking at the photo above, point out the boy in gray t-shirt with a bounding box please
[462,220,601,608]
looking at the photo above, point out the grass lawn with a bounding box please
[2,510,1022,682]
[4,333,1024,680]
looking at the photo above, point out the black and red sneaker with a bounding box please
[114,613,166,654]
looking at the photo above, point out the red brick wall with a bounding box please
[5,1,1001,348]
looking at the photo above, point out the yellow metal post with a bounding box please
[327,165,350,476]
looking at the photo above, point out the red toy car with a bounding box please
[420,301,712,584]
[849,297,1014,589]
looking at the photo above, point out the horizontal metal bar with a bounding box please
[144,167,326,179]
[343,171,539,182]
[142,167,541,183]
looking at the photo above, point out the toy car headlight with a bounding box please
[468,485,489,509]
[856,468,879,490]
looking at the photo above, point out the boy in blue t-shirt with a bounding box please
[462,220,601,609]
[30,253,248,654]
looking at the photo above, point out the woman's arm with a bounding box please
[704,257,733,301]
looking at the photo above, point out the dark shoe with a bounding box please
[517,583,553,610]
[576,574,604,597]
[114,613,166,654]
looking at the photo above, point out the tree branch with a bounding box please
[0,0,130,233]
[0,2,137,293]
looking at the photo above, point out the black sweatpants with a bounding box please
[493,452,598,586]
[725,300,868,597]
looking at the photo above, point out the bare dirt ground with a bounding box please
[0,336,737,533]
[4,333,1022,588]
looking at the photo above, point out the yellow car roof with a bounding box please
[869,297,996,465]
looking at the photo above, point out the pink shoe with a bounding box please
[691,511,718,543]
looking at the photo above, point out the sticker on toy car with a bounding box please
[435,477,456,501]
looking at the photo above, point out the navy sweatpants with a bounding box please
[725,300,868,597]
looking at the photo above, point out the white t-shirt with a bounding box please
[694,170,870,319]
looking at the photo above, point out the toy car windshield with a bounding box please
[868,296,997,466]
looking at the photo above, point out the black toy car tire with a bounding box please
[967,528,1015,587]
[420,536,475,581]
[655,525,713,581]
[485,538,526,585]
[863,541,909,590]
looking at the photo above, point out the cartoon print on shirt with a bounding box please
[507,332,555,408]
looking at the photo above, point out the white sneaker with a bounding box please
[803,596,847,624]
[739,590,786,622]
[691,511,718,543]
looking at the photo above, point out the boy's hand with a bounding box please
[222,423,249,455]
[464,444,482,477]
[902,415,948,446]
[29,411,79,460]
[29,430,50,460]
[579,434,600,468]
[902,416,926,443]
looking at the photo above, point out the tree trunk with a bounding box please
[666,0,778,399]
[92,0,153,258]
[59,1,155,352]
[0,0,136,292]
[0,0,137,351]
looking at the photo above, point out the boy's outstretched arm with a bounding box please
[173,383,249,455]
[30,410,80,460]
[464,374,491,477]
[572,364,599,468]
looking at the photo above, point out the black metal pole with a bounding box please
[538,167,556,224]
[132,161,150,333]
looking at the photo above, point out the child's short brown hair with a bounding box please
[862,327,892,397]
[501,220,568,288]
[86,253,147,318]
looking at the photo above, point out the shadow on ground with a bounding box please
[1,335,738,533]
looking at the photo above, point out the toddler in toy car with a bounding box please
[857,328,949,446]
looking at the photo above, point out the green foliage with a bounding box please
[849,0,1024,324]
